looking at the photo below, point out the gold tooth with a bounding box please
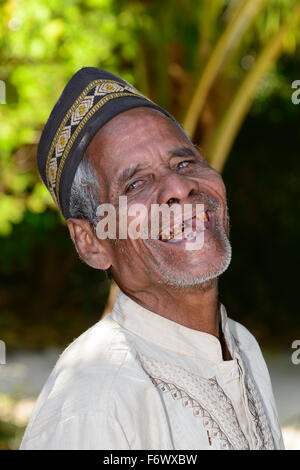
[160,230,174,242]
[159,213,208,241]
[174,226,181,236]
[197,212,208,222]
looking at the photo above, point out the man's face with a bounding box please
[87,107,231,289]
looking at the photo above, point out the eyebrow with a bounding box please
[168,146,198,158]
[117,162,151,188]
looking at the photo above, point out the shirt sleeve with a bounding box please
[20,410,131,450]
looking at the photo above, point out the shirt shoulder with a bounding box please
[21,314,149,444]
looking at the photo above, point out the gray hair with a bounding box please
[69,154,100,228]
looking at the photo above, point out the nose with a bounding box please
[157,173,199,206]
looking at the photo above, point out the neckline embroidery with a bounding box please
[137,352,250,450]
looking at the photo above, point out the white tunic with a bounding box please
[20,290,284,450]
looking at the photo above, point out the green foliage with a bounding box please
[0,419,25,450]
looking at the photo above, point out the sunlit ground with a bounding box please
[0,395,34,450]
[0,349,299,450]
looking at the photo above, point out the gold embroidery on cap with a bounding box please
[45,79,146,207]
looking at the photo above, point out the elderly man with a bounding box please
[20,68,283,450]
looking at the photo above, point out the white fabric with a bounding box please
[20,290,284,450]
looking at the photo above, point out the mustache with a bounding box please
[186,192,221,214]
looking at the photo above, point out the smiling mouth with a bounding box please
[158,210,210,243]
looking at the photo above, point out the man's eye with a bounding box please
[126,180,144,192]
[177,160,193,169]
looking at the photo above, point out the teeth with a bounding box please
[197,211,208,222]
[160,232,173,242]
[173,225,182,237]
[159,222,181,241]
[159,212,208,242]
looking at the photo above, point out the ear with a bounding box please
[67,218,112,270]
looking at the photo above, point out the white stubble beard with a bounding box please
[155,211,232,288]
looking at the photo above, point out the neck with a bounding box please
[121,278,220,340]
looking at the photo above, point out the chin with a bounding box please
[157,242,232,288]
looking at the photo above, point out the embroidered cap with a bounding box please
[37,67,180,219]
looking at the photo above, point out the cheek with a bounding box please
[125,201,152,235]
[207,171,227,201]
[218,176,227,197]
[111,238,151,274]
